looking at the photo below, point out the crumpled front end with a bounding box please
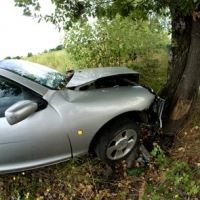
[136,86,165,139]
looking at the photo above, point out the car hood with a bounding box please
[66,66,139,88]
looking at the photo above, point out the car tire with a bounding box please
[95,118,140,164]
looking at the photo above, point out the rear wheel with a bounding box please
[95,118,140,164]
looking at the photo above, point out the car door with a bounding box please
[0,76,71,173]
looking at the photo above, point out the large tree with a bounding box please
[15,0,200,134]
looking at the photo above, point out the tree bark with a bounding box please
[161,14,200,134]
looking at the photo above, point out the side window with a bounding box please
[0,77,24,117]
[22,87,47,111]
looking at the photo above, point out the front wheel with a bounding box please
[95,118,140,164]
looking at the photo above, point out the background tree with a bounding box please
[49,48,56,52]
[4,56,11,60]
[14,0,200,134]
[12,56,21,59]
[55,44,64,51]
[27,52,33,57]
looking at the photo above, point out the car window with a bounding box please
[0,60,66,90]
[0,77,48,117]
[0,77,24,117]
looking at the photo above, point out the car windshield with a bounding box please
[0,60,66,90]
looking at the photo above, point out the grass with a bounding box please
[0,156,129,199]
[25,50,76,72]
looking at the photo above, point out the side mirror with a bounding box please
[5,100,38,125]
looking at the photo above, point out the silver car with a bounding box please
[0,59,164,173]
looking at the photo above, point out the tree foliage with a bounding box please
[4,56,11,60]
[12,56,21,59]
[14,0,200,30]
[65,15,169,68]
[27,52,33,57]
[55,44,64,50]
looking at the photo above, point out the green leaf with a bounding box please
[190,181,195,187]
[164,193,173,199]
[183,176,189,183]
[139,197,148,200]
[163,157,169,164]
[157,186,166,194]
[152,193,160,200]
[151,148,157,156]
[158,164,164,171]
[145,185,154,194]
[197,169,200,175]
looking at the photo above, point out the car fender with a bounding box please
[45,86,155,157]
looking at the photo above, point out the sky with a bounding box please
[0,1,64,60]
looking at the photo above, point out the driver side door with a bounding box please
[0,76,71,173]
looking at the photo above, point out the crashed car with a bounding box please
[0,59,164,173]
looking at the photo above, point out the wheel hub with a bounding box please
[115,138,128,150]
[106,128,138,160]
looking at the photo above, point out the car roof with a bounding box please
[66,67,139,88]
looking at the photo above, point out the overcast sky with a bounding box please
[0,1,64,60]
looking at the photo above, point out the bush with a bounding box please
[27,52,33,57]
[12,56,21,59]
[4,56,11,60]
[56,44,64,51]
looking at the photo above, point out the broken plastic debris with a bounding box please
[139,144,151,161]
[126,146,138,168]
[47,193,54,200]
[137,157,146,166]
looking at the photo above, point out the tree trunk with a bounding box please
[161,14,200,134]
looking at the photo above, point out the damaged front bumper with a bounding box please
[150,96,165,140]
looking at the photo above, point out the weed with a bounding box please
[120,191,127,200]
[140,145,200,200]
